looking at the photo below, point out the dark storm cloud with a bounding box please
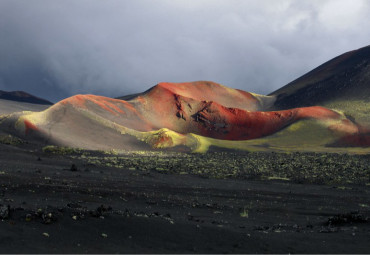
[0,0,370,102]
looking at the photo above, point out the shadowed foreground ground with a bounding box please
[0,143,369,253]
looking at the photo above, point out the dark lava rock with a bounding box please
[326,212,368,226]
[70,164,78,172]
[35,208,59,224]
[0,204,10,219]
[90,205,112,218]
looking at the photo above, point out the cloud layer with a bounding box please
[0,0,370,102]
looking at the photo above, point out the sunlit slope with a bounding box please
[1,81,368,151]
[7,96,152,150]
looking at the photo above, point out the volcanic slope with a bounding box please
[1,81,368,152]
[270,45,370,125]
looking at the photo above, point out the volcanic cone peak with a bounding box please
[126,81,276,111]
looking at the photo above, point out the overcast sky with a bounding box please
[0,0,370,102]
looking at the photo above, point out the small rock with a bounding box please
[70,164,78,172]
[38,211,57,224]
[0,204,10,219]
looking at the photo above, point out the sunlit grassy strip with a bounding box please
[323,99,370,126]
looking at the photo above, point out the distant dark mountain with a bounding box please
[269,45,370,110]
[0,90,52,105]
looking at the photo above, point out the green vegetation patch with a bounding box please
[42,145,82,155]
[0,134,24,145]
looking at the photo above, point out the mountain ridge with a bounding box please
[0,90,53,105]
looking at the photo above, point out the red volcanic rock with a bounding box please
[128,82,359,141]
[189,103,351,140]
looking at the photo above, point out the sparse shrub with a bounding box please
[42,145,81,155]
[0,134,24,145]
[240,207,249,218]
[69,150,370,186]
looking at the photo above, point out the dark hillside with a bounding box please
[0,90,52,105]
[270,45,370,109]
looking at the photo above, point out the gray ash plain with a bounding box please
[0,142,370,253]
